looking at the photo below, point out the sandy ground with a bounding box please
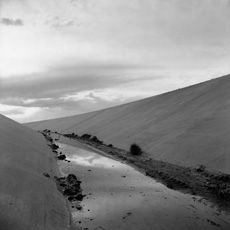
[55,137,230,230]
[0,114,70,230]
[26,74,230,173]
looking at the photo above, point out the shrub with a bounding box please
[196,164,206,173]
[81,134,91,139]
[130,143,142,156]
[90,136,100,143]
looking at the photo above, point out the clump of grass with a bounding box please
[130,143,142,156]
[81,134,91,139]
[196,164,206,172]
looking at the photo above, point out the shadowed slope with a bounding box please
[0,114,70,230]
[27,75,230,173]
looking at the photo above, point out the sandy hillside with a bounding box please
[26,75,230,173]
[0,114,70,230]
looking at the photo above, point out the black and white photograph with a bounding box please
[0,0,230,229]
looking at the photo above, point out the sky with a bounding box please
[1,0,230,123]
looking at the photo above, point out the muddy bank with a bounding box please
[43,130,85,208]
[56,139,230,230]
[59,132,230,210]
[55,174,85,208]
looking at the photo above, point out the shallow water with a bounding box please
[57,142,230,230]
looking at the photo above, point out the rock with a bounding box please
[55,174,85,204]
[75,194,86,201]
[57,154,66,160]
[67,174,78,183]
[43,173,50,178]
[50,143,59,150]
[76,205,82,210]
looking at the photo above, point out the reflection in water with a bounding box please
[60,144,125,169]
[57,142,230,230]
[70,154,125,169]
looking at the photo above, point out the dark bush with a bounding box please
[130,144,142,156]
[90,136,100,143]
[195,164,206,172]
[81,134,91,139]
[214,174,230,183]
[64,133,78,138]
[108,144,113,148]
[90,136,103,144]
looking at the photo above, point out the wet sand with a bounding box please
[56,139,230,230]
[58,134,230,209]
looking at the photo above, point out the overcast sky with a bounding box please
[1,0,230,122]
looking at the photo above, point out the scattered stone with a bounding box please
[43,173,50,178]
[55,174,85,206]
[49,143,59,150]
[57,154,66,160]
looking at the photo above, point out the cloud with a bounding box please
[0,62,167,122]
[0,103,40,122]
[45,16,75,28]
[1,0,230,122]
[0,63,159,100]
[0,17,23,26]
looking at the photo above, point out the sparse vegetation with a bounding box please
[61,131,230,203]
[196,164,206,172]
[90,136,103,144]
[130,143,142,156]
[81,133,92,139]
[63,133,78,138]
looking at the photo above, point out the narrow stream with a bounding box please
[57,141,230,230]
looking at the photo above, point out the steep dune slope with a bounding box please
[27,75,230,173]
[0,114,70,230]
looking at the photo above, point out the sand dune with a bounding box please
[0,114,70,230]
[27,75,230,173]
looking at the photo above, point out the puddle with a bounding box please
[57,142,230,230]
